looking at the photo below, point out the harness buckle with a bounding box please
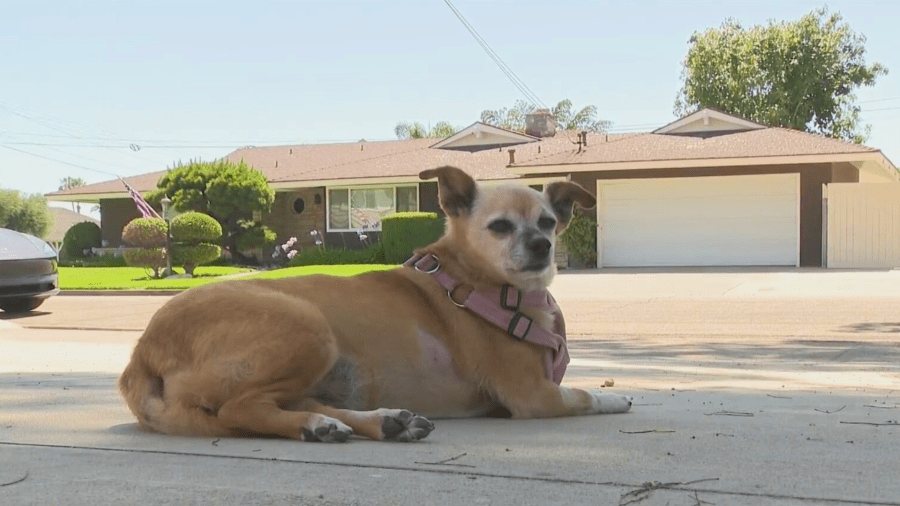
[507,312,533,341]
[413,254,440,274]
[499,284,521,311]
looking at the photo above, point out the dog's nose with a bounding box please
[528,238,551,258]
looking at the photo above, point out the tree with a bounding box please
[59,176,87,213]
[145,159,275,262]
[0,188,53,239]
[480,99,610,133]
[394,121,459,139]
[674,7,888,144]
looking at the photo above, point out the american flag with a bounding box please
[120,177,163,219]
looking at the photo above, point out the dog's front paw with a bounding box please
[380,410,435,442]
[589,390,632,414]
[301,415,353,443]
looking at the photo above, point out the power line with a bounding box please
[862,106,900,113]
[0,102,171,166]
[859,96,900,104]
[0,143,122,178]
[441,0,545,109]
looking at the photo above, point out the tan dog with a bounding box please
[119,166,632,443]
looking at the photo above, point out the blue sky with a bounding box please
[2,0,898,205]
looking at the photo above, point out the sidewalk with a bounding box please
[1,271,899,505]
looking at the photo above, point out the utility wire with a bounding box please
[441,0,545,109]
[0,143,122,179]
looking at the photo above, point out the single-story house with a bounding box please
[47,108,899,267]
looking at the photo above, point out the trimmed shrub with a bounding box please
[121,218,168,248]
[288,244,387,267]
[172,243,222,275]
[381,212,444,264]
[559,213,597,267]
[170,212,222,243]
[236,222,277,252]
[63,221,101,258]
[123,247,167,278]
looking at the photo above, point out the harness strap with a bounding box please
[404,253,569,384]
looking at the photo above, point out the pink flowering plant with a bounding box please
[269,236,299,267]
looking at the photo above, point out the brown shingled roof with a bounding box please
[45,123,885,200]
[46,170,168,198]
[512,128,876,167]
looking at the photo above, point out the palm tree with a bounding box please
[59,176,87,213]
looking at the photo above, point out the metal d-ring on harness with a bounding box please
[404,253,570,384]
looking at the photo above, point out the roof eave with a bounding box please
[509,152,893,177]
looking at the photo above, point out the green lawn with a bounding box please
[58,264,399,290]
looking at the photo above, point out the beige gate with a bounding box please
[824,183,900,268]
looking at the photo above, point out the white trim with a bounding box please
[325,184,420,233]
[796,175,802,267]
[653,108,766,134]
[429,122,538,150]
[510,152,895,175]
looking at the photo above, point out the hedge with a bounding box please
[121,218,168,248]
[381,212,444,264]
[288,243,386,266]
[62,222,101,258]
[559,213,597,267]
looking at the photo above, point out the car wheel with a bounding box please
[0,297,45,313]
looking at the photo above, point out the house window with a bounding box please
[327,185,418,231]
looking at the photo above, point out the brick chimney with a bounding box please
[525,109,557,138]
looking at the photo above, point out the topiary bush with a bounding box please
[121,218,168,248]
[170,212,222,243]
[381,212,444,264]
[167,212,222,275]
[63,221,101,258]
[172,244,222,275]
[123,247,167,278]
[559,212,597,268]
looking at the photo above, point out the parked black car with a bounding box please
[0,228,60,313]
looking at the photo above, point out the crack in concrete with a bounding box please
[1,441,897,506]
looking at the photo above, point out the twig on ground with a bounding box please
[415,453,476,468]
[682,478,720,486]
[0,471,28,487]
[814,405,846,414]
[715,433,735,437]
[619,429,675,434]
[633,403,663,406]
[211,438,220,446]
[864,404,897,409]
[618,478,720,506]
[691,490,715,506]
[704,411,754,417]
[840,421,900,427]
[766,394,792,399]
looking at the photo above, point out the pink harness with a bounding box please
[404,253,569,384]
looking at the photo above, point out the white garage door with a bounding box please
[597,174,800,267]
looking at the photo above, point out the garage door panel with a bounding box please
[598,174,799,267]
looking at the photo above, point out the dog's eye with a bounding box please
[538,217,557,230]
[488,219,515,234]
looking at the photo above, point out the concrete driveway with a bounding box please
[1,269,899,505]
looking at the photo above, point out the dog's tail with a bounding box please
[118,349,230,437]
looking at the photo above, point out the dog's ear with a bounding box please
[545,181,596,229]
[419,166,477,217]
